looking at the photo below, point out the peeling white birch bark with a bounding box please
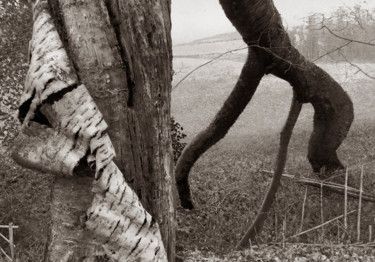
[12,0,168,261]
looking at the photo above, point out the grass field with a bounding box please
[172,52,375,257]
[1,37,375,260]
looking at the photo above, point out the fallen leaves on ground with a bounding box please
[179,244,375,261]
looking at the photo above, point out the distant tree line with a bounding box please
[289,4,375,62]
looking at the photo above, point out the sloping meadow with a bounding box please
[172,48,375,255]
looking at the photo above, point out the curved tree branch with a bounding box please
[175,49,265,209]
[175,0,354,247]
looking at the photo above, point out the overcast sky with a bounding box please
[171,0,374,44]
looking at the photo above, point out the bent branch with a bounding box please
[219,0,354,174]
[175,50,265,209]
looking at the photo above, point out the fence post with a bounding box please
[9,223,14,262]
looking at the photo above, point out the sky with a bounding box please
[171,0,375,44]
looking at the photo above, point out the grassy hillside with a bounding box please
[172,35,375,258]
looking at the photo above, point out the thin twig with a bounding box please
[320,182,324,239]
[369,225,373,243]
[339,54,375,80]
[357,165,364,242]
[0,232,10,244]
[287,210,356,240]
[344,168,349,233]
[322,25,375,47]
[172,46,247,91]
[0,247,12,261]
[261,170,375,202]
[299,186,308,233]
[312,41,352,62]
[9,223,14,262]
[271,241,375,248]
[0,226,18,229]
[282,217,286,249]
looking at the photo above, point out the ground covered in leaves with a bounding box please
[180,244,375,261]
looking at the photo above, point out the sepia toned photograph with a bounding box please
[1,0,375,261]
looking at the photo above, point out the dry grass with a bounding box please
[172,58,375,255]
[0,151,53,261]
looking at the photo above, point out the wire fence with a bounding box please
[0,223,18,262]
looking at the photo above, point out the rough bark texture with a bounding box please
[12,0,174,260]
[175,0,354,245]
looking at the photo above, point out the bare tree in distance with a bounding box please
[173,4,375,93]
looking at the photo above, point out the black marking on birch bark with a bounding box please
[73,150,95,177]
[105,220,121,243]
[72,127,81,148]
[36,69,50,79]
[40,27,54,39]
[119,186,127,203]
[98,148,108,154]
[18,89,35,123]
[109,200,115,210]
[44,84,77,105]
[150,217,156,228]
[34,64,42,74]
[104,0,134,107]
[38,35,49,46]
[136,213,148,236]
[97,130,107,140]
[84,112,96,123]
[95,168,104,180]
[33,35,63,58]
[125,216,135,231]
[103,172,113,190]
[129,238,142,256]
[90,130,100,141]
[155,246,160,256]
[100,156,111,164]
[32,104,53,127]
[134,240,151,259]
[92,143,105,156]
[95,118,104,128]
[42,77,55,92]
[47,0,81,80]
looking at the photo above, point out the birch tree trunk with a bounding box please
[12,0,175,261]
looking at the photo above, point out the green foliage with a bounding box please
[171,116,187,163]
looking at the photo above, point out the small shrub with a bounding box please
[171,116,186,163]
